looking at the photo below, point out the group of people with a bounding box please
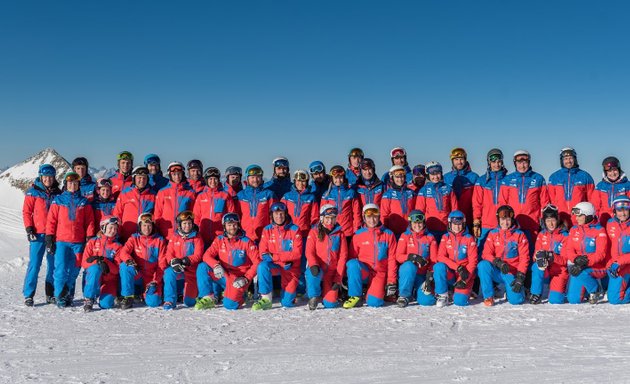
[21,146,630,312]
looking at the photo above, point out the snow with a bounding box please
[1,192,630,383]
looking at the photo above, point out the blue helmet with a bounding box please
[448,210,466,224]
[144,154,161,166]
[612,195,630,211]
[245,164,263,176]
[308,160,325,174]
[38,164,56,177]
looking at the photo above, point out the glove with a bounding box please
[569,264,583,277]
[493,258,510,274]
[125,259,138,271]
[453,279,467,289]
[86,255,104,263]
[421,271,434,295]
[472,220,482,239]
[309,265,320,277]
[609,263,620,278]
[232,276,249,289]
[574,255,589,267]
[510,272,526,293]
[407,253,428,267]
[457,265,470,281]
[99,260,110,275]
[385,284,397,297]
[535,250,549,270]
[331,282,341,291]
[45,235,56,255]
[262,253,273,263]
[213,264,225,279]
[170,258,186,273]
[26,226,37,242]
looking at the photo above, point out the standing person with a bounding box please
[606,196,630,304]
[381,147,413,186]
[305,205,348,310]
[320,165,361,242]
[472,149,508,251]
[407,164,426,193]
[415,161,458,243]
[381,165,416,238]
[195,213,260,310]
[547,148,595,226]
[110,151,134,198]
[343,204,397,309]
[308,160,331,203]
[46,171,95,308]
[282,170,319,236]
[355,158,385,208]
[92,178,116,227]
[144,153,169,192]
[395,210,438,307]
[119,213,167,309]
[264,157,292,199]
[529,204,569,305]
[591,156,630,225]
[444,147,479,226]
[80,216,122,311]
[112,165,156,242]
[193,167,235,247]
[500,150,549,251]
[478,206,530,306]
[22,164,61,306]
[224,166,243,199]
[562,202,610,304]
[186,159,205,195]
[346,147,364,187]
[160,211,204,310]
[254,202,303,310]
[433,210,478,307]
[72,157,96,201]
[236,164,276,243]
[154,162,196,239]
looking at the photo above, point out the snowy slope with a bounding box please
[0,148,70,192]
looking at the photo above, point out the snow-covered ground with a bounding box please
[1,184,629,383]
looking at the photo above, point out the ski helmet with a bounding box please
[612,196,630,211]
[450,147,467,160]
[38,164,56,177]
[187,159,203,171]
[319,204,338,217]
[425,161,442,175]
[348,148,364,159]
[293,169,309,182]
[272,157,289,169]
[144,154,161,166]
[571,202,596,223]
[486,148,503,163]
[225,166,242,176]
[221,212,240,226]
[99,215,119,234]
[203,167,221,180]
[245,164,263,177]
[176,210,194,227]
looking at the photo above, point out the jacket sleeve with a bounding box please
[335,235,348,284]
[22,194,35,229]
[534,232,544,253]
[188,237,204,265]
[80,240,94,269]
[119,237,134,264]
[472,184,483,222]
[244,242,260,281]
[84,205,96,238]
[590,190,603,218]
[192,197,202,227]
[517,233,530,274]
[387,232,398,284]
[481,232,496,263]
[465,238,478,273]
[305,230,318,268]
[310,201,320,226]
[226,193,236,216]
[106,246,121,275]
[587,228,610,267]
[540,182,550,208]
[45,203,59,236]
[429,237,438,264]
[415,194,426,212]
[381,197,392,230]
[436,240,458,270]
[258,228,271,258]
[348,234,360,260]
[450,191,459,211]
[395,234,409,265]
[202,239,220,267]
[352,197,361,232]
[560,231,576,264]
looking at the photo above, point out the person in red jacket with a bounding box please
[195,213,260,310]
[478,205,530,306]
[22,164,61,306]
[591,156,630,226]
[500,150,549,253]
[355,158,385,208]
[119,213,167,308]
[236,164,276,243]
[415,161,458,243]
[187,159,205,195]
[160,211,204,310]
[606,196,630,304]
[381,165,416,238]
[193,167,235,247]
[563,202,610,304]
[343,204,397,308]
[321,165,361,242]
[72,157,96,202]
[253,202,303,310]
[547,148,595,226]
[110,151,134,199]
[444,148,479,226]
[92,178,116,227]
[433,210,478,307]
[224,166,243,199]
[112,165,156,242]
[46,171,96,308]
[305,205,348,310]
[395,210,438,307]
[407,164,426,193]
[281,169,319,236]
[81,216,122,311]
[529,204,569,304]
[154,162,196,239]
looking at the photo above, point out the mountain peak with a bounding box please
[0,148,71,192]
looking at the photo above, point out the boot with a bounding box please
[342,296,361,309]
[529,294,542,305]
[120,296,134,310]
[24,297,34,307]
[308,297,320,311]
[252,297,272,311]
[436,294,449,308]
[83,298,94,312]
[194,296,216,310]
[396,296,409,308]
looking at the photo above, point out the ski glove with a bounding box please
[170,257,190,273]
[569,264,584,277]
[213,264,225,279]
[453,279,467,289]
[493,258,510,274]
[45,235,56,255]
[330,282,341,291]
[232,276,249,289]
[510,272,526,293]
[86,255,104,263]
[26,226,37,242]
[99,260,110,275]
[309,265,320,277]
[385,284,397,297]
[609,263,620,278]
[457,265,470,281]
[407,253,427,267]
[574,255,589,267]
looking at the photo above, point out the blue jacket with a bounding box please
[80,175,96,201]
[444,166,479,223]
[264,177,292,200]
[149,172,169,193]
[309,176,331,203]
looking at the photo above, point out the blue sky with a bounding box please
[1,1,629,179]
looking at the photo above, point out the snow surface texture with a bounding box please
[1,159,629,383]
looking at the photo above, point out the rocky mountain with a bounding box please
[0,148,71,192]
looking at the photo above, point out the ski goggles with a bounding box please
[204,168,221,179]
[330,167,345,177]
[412,165,425,177]
[273,159,289,168]
[96,178,113,188]
[176,211,194,224]
[117,151,134,161]
[271,202,287,212]
[408,212,425,223]
[294,171,309,182]
[426,166,442,175]
[225,166,242,176]
[132,167,149,176]
[449,217,465,225]
[571,207,588,216]
[138,213,153,224]
[144,154,160,165]
[247,166,263,176]
[320,207,338,217]
[64,172,80,182]
[222,212,240,225]
[168,165,184,173]
[391,169,406,178]
[604,160,620,171]
[100,216,119,228]
[363,208,380,217]
[488,154,503,162]
[309,163,325,174]
[542,204,558,214]
[514,155,530,163]
[348,149,363,158]
[614,201,630,210]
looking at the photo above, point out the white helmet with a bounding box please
[389,165,405,174]
[362,203,380,214]
[513,150,530,159]
[572,202,596,217]
[319,204,338,216]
